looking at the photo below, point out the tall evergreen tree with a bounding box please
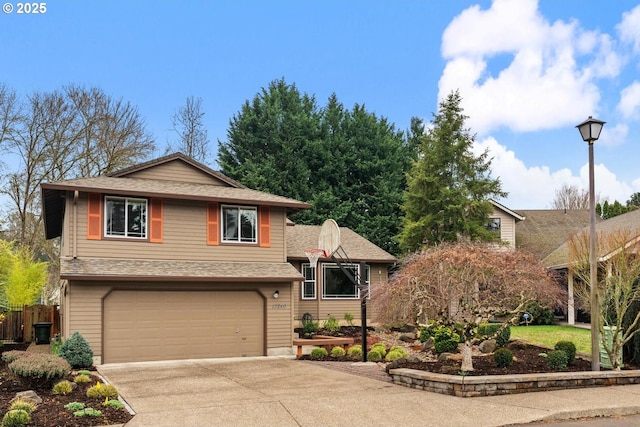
[398,90,506,253]
[217,79,412,254]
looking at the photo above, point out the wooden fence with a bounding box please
[0,304,60,342]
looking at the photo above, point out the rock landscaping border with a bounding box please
[388,368,640,397]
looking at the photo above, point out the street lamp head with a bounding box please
[576,116,606,144]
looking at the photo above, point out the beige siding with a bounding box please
[293,262,389,324]
[74,194,286,262]
[124,159,228,185]
[65,280,293,361]
[490,207,517,248]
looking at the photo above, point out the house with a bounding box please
[515,209,596,260]
[41,153,395,364]
[286,223,397,322]
[543,208,640,324]
[488,200,525,248]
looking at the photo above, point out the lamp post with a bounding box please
[576,115,605,371]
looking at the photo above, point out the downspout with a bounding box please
[73,191,78,259]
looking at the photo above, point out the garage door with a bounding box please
[103,290,264,363]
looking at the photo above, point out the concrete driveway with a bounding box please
[97,357,640,427]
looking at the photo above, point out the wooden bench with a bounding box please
[293,335,354,358]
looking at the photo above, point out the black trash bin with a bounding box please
[33,322,53,345]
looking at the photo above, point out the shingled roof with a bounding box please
[543,208,640,269]
[286,224,397,263]
[60,258,303,282]
[515,209,597,260]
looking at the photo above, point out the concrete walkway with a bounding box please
[97,357,640,427]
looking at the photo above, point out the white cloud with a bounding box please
[617,4,640,53]
[439,0,622,136]
[617,81,640,119]
[473,136,639,209]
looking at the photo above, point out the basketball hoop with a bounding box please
[304,248,326,267]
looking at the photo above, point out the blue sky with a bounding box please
[2,0,640,209]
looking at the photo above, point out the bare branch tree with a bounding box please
[373,241,563,371]
[568,228,640,369]
[550,184,597,210]
[170,96,209,163]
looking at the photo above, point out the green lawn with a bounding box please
[510,325,591,355]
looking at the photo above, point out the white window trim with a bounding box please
[321,263,370,300]
[301,263,316,300]
[221,205,258,244]
[104,196,148,239]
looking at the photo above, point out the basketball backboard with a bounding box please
[318,219,341,257]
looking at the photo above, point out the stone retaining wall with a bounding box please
[388,368,640,397]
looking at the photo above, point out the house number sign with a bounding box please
[271,304,287,310]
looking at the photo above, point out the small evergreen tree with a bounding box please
[59,332,94,369]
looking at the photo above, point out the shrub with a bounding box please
[64,402,85,412]
[104,399,124,409]
[77,369,92,376]
[309,348,328,359]
[330,346,346,357]
[323,316,340,333]
[385,348,408,361]
[477,323,511,348]
[547,350,568,371]
[8,353,71,389]
[59,332,94,369]
[74,374,91,384]
[347,345,362,359]
[370,342,387,357]
[86,382,119,399]
[554,341,577,365]
[53,380,74,395]
[1,350,27,364]
[367,349,382,362]
[73,408,102,418]
[1,409,30,427]
[524,301,555,325]
[9,399,36,414]
[433,327,460,354]
[343,312,354,326]
[493,348,514,368]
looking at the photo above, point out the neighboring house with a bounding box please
[41,153,395,364]
[286,223,397,322]
[488,200,525,248]
[515,209,596,260]
[543,208,640,324]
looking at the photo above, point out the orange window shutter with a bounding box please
[207,202,219,245]
[259,207,271,248]
[149,198,163,243]
[86,193,102,240]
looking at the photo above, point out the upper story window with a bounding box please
[105,196,147,239]
[486,217,501,238]
[222,205,257,243]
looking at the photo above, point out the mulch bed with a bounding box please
[0,343,133,427]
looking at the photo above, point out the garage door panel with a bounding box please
[104,290,264,363]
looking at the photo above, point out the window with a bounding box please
[322,263,370,299]
[222,206,257,243]
[301,263,316,299]
[105,197,147,238]
[486,217,501,238]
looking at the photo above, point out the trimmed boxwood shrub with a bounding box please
[309,348,328,359]
[59,332,94,369]
[347,345,362,359]
[385,348,408,361]
[477,323,511,348]
[370,343,387,357]
[367,349,383,362]
[330,346,346,357]
[433,327,460,354]
[547,350,568,371]
[493,348,514,368]
[8,353,71,389]
[554,341,576,365]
